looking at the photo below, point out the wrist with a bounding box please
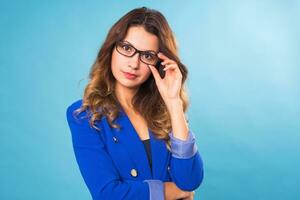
[165,98,183,115]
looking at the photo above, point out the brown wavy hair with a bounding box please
[73,7,190,150]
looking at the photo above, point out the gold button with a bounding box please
[130,168,138,177]
[113,137,118,143]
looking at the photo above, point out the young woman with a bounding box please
[66,7,204,200]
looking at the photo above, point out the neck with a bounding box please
[115,83,138,111]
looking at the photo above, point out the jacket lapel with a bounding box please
[114,109,169,180]
[149,130,170,179]
[114,110,152,179]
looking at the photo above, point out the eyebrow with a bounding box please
[123,40,158,53]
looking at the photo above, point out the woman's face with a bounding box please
[111,26,159,90]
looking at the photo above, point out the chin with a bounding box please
[119,79,141,89]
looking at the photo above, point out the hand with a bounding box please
[148,52,183,103]
[181,191,195,200]
[164,182,194,200]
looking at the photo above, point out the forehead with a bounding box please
[123,26,159,52]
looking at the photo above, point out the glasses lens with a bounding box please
[116,42,135,56]
[140,52,158,65]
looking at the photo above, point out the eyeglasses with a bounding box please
[115,40,159,66]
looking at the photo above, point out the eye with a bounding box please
[122,44,133,52]
[143,52,155,61]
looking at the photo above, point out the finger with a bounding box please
[161,59,176,66]
[163,64,182,79]
[184,192,194,200]
[148,64,162,83]
[158,52,171,61]
[180,192,192,199]
[163,63,177,71]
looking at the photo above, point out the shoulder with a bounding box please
[65,99,106,131]
[65,99,98,129]
[66,99,84,122]
[66,99,107,146]
[66,99,83,113]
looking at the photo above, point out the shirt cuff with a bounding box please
[169,130,198,159]
[143,179,164,200]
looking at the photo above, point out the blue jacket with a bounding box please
[66,99,204,200]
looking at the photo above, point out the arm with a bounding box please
[66,105,164,200]
[147,51,204,192]
[166,99,204,191]
[168,130,204,191]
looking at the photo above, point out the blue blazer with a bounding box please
[66,99,204,200]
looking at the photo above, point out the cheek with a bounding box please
[142,66,151,75]
[111,50,127,79]
[137,62,150,73]
[140,65,152,80]
[111,50,123,70]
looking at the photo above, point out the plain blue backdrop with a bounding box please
[1,0,299,199]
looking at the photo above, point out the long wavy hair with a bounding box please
[73,7,190,150]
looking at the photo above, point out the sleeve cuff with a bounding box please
[169,130,198,159]
[143,179,164,200]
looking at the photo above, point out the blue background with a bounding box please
[1,0,299,199]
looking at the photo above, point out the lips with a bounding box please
[125,72,137,76]
[123,71,137,79]
[124,72,137,76]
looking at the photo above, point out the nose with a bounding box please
[128,52,141,69]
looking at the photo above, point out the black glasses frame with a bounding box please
[115,40,159,66]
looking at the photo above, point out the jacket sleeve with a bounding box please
[66,105,164,200]
[168,130,204,191]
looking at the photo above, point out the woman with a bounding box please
[66,7,204,200]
